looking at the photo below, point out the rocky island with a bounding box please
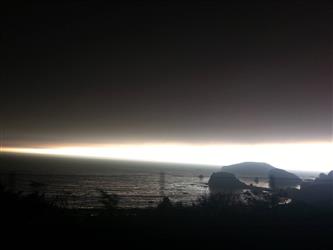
[208,162,302,192]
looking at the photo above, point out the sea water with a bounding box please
[0,154,216,208]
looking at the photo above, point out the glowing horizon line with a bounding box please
[1,142,332,172]
[1,146,219,167]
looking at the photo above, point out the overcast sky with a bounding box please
[1,2,332,146]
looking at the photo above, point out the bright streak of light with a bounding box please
[1,143,332,172]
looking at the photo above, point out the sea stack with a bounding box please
[208,172,248,193]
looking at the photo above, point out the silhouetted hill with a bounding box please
[315,171,333,184]
[295,171,333,206]
[221,162,274,178]
[220,162,301,189]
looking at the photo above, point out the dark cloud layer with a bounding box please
[1,2,332,145]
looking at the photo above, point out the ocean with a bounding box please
[0,154,218,208]
[0,154,319,208]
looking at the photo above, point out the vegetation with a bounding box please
[0,182,332,249]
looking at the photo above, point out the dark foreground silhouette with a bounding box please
[1,184,332,249]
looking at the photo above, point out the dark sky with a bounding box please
[1,2,332,146]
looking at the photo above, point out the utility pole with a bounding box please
[0,127,3,152]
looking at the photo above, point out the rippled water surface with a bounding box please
[0,154,217,208]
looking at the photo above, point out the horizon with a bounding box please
[2,141,332,172]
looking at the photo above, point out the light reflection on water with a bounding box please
[0,171,211,208]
